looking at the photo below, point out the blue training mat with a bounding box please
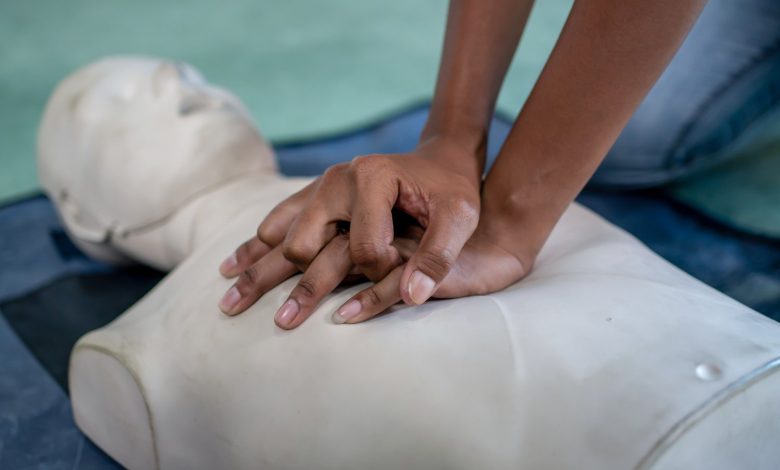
[0,314,119,469]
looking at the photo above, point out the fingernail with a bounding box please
[408,270,435,305]
[332,300,361,324]
[219,286,241,314]
[219,252,238,274]
[275,299,300,327]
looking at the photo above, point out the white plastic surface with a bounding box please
[69,191,780,469]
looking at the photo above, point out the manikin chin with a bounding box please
[38,57,780,470]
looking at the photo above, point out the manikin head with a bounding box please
[38,56,276,261]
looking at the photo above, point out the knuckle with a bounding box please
[350,154,373,168]
[304,197,330,216]
[243,266,260,284]
[350,155,382,178]
[320,163,347,185]
[256,223,277,245]
[416,247,456,279]
[235,240,252,261]
[363,287,382,307]
[236,266,261,294]
[295,278,318,301]
[256,208,291,245]
[350,241,383,269]
[282,242,315,266]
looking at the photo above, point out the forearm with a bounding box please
[482,0,706,263]
[421,0,535,178]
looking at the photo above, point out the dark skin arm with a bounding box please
[481,0,706,271]
[419,0,536,180]
[219,0,535,323]
[220,0,706,328]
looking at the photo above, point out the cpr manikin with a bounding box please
[39,57,780,470]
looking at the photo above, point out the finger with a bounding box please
[221,180,317,278]
[400,200,478,305]
[349,173,402,281]
[218,245,298,316]
[256,181,316,246]
[282,208,339,271]
[219,236,272,278]
[274,234,353,330]
[282,166,350,269]
[331,264,404,325]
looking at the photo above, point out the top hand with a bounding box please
[218,137,483,317]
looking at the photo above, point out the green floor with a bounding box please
[1,0,778,236]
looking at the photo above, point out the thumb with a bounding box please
[400,201,478,305]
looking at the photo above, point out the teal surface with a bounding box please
[0,0,570,201]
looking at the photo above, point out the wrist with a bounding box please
[416,135,485,188]
[479,176,572,268]
[416,124,488,186]
[421,109,488,154]
[478,119,603,265]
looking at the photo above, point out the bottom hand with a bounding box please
[330,220,528,324]
[220,214,529,329]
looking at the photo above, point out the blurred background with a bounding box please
[0,0,569,199]
[0,1,778,468]
[2,0,778,235]
[3,0,779,232]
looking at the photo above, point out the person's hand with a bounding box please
[218,209,531,329]
[218,137,484,318]
[327,215,531,324]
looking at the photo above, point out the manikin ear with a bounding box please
[152,61,181,97]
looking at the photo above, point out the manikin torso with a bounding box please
[38,57,780,470]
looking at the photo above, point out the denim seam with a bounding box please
[665,38,780,170]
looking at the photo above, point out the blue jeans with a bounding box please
[591,0,780,188]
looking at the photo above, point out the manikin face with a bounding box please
[38,56,276,240]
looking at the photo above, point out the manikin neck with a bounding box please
[100,172,312,271]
